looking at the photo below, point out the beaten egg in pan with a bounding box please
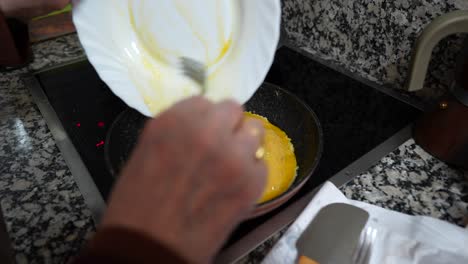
[244,112,298,203]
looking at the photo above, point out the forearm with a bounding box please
[0,9,30,67]
[71,227,191,264]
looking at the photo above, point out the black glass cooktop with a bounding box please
[33,47,421,247]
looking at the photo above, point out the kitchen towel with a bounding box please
[262,182,468,264]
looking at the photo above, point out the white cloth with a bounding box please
[262,182,468,264]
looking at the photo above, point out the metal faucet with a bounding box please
[406,10,468,92]
[407,10,468,170]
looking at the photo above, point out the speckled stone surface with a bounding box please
[238,139,468,263]
[0,22,466,264]
[343,139,468,225]
[0,34,94,264]
[282,0,468,101]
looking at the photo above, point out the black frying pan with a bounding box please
[105,83,323,216]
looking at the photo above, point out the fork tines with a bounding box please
[180,57,206,89]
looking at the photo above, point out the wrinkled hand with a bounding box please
[0,0,69,20]
[101,97,267,263]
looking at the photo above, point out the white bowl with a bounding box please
[72,0,281,117]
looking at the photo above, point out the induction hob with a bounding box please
[25,46,421,263]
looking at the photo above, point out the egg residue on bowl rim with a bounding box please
[244,112,298,204]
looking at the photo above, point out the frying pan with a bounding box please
[105,83,323,217]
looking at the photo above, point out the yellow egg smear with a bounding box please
[244,113,298,204]
[124,1,236,115]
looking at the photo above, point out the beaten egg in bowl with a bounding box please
[244,112,297,203]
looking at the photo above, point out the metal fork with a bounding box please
[180,57,207,95]
[353,226,377,264]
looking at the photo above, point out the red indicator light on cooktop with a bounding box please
[76,123,81,127]
[96,141,105,148]
[97,122,105,128]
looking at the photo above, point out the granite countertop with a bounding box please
[0,35,94,263]
[238,139,468,264]
[282,0,468,101]
[0,1,467,263]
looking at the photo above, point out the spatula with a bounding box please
[296,203,370,264]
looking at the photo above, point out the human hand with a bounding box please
[0,0,69,21]
[101,97,267,263]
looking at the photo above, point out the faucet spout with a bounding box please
[406,10,468,92]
